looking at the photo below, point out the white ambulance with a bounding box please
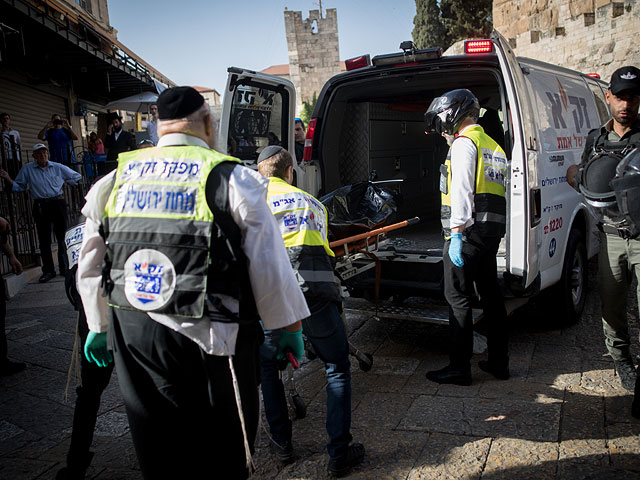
[219,31,609,324]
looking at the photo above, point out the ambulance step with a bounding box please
[343,298,482,325]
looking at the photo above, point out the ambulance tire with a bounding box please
[547,229,587,325]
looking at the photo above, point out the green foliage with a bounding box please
[412,0,450,50]
[412,0,493,52]
[441,0,493,42]
[300,92,317,127]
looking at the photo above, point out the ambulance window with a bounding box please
[227,84,288,163]
[586,80,609,125]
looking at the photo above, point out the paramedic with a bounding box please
[257,145,365,478]
[77,86,309,479]
[424,89,509,386]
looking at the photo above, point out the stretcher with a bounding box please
[282,218,420,419]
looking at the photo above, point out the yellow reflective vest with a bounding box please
[266,177,341,305]
[440,125,507,237]
[103,146,239,317]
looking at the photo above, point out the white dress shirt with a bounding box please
[77,133,309,355]
[449,125,479,230]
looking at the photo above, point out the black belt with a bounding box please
[598,223,636,239]
[34,195,64,203]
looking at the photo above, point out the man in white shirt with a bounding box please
[145,103,159,144]
[0,112,21,164]
[424,89,509,386]
[77,86,309,479]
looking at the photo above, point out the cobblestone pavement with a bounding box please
[1,260,639,479]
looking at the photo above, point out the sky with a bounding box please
[109,0,417,93]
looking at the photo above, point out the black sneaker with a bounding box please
[613,360,637,392]
[0,360,26,376]
[478,360,510,380]
[328,443,365,478]
[426,365,472,386]
[39,272,56,283]
[270,439,294,465]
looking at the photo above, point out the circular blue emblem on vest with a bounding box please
[124,249,176,311]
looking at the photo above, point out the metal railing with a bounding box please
[0,143,117,275]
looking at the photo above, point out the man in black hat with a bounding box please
[104,113,136,170]
[77,86,309,479]
[568,66,640,395]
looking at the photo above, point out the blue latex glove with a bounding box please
[84,331,113,367]
[276,328,304,364]
[448,232,464,267]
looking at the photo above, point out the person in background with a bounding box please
[1,112,22,164]
[146,103,159,145]
[0,216,24,376]
[294,118,306,162]
[87,132,104,155]
[104,113,135,167]
[38,114,78,165]
[267,131,280,146]
[256,145,364,478]
[424,89,509,386]
[0,143,82,282]
[78,86,308,479]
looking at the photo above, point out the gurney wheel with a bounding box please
[358,353,374,372]
[291,393,307,419]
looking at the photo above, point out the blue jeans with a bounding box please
[260,302,352,459]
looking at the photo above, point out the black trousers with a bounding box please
[33,198,67,274]
[110,308,262,480]
[443,228,509,371]
[0,285,7,364]
[66,306,114,468]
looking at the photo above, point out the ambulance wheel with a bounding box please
[548,229,587,325]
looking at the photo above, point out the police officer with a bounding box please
[256,146,365,478]
[77,87,309,479]
[567,66,640,392]
[424,89,509,386]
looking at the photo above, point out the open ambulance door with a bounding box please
[219,67,298,176]
[491,30,542,291]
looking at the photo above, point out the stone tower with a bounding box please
[284,8,341,115]
[493,0,640,83]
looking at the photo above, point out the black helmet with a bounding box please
[579,150,623,209]
[578,147,640,238]
[424,89,480,135]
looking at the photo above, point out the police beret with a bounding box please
[257,145,284,164]
[157,86,205,120]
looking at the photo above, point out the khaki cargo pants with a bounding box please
[599,231,640,364]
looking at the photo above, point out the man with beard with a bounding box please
[567,66,640,394]
[104,113,136,172]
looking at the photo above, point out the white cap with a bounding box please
[32,143,48,152]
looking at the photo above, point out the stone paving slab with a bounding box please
[407,433,491,480]
[2,264,640,479]
[484,438,558,480]
[399,394,562,441]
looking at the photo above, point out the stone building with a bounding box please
[284,8,342,114]
[493,0,640,82]
[193,86,221,107]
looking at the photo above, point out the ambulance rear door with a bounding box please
[491,30,541,289]
[219,67,298,176]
